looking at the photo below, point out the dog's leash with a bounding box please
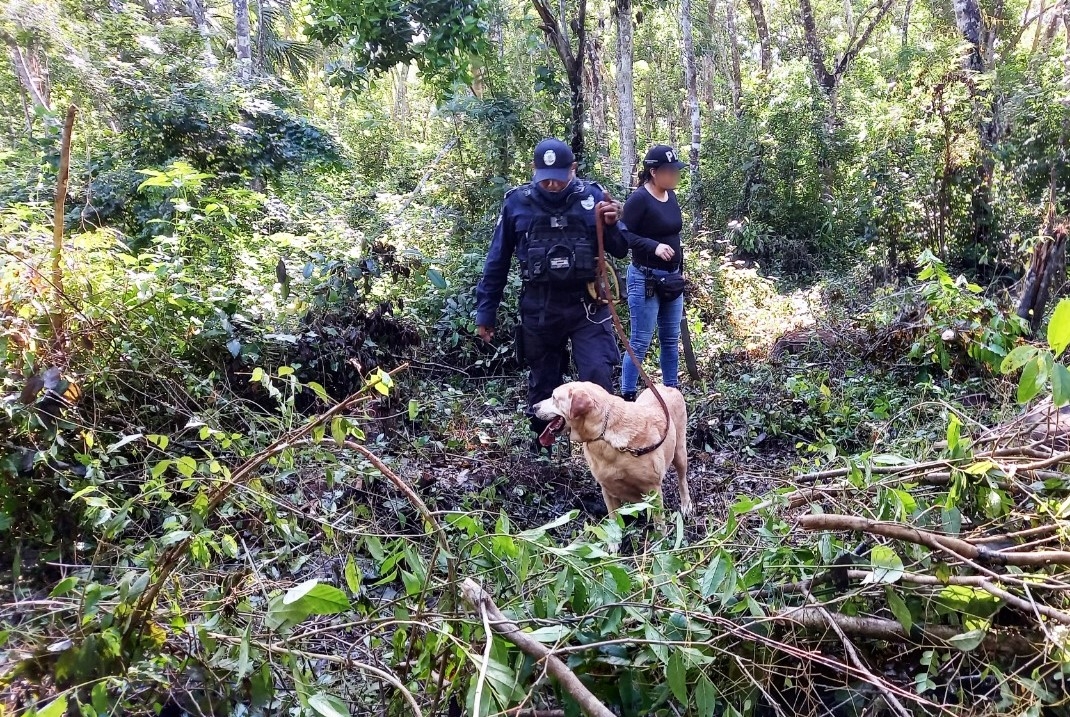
[593,196,669,458]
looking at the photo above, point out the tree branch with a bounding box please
[798,514,1070,566]
[460,579,616,717]
[797,0,835,90]
[834,0,898,77]
[771,606,1040,654]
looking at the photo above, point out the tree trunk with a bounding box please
[645,73,655,147]
[798,0,836,92]
[902,0,913,46]
[726,0,742,114]
[954,0,1006,257]
[1017,226,1068,333]
[532,0,588,160]
[1031,0,1047,53]
[798,0,896,200]
[585,14,609,171]
[3,34,50,112]
[185,0,217,66]
[682,0,700,228]
[745,0,771,73]
[615,0,637,189]
[255,0,268,74]
[234,0,254,80]
[953,0,985,71]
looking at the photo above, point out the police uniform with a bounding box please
[475,140,629,440]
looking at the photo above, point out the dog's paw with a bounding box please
[679,499,693,516]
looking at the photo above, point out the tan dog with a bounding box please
[534,381,691,516]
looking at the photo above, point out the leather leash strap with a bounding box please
[594,196,669,457]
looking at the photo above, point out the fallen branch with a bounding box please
[802,593,911,717]
[125,365,409,641]
[797,514,1070,567]
[844,570,1070,625]
[770,607,1039,655]
[209,632,423,716]
[460,578,615,717]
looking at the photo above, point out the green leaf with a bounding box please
[176,456,197,477]
[700,551,731,599]
[151,459,171,478]
[278,366,295,377]
[161,530,192,546]
[526,625,571,643]
[37,695,68,717]
[666,651,688,704]
[282,579,351,614]
[947,628,986,652]
[307,381,331,402]
[50,576,80,597]
[344,555,361,594]
[251,367,264,382]
[308,693,351,717]
[220,534,240,559]
[886,587,913,633]
[1053,363,1070,407]
[408,399,419,421]
[865,545,904,584]
[331,417,346,446]
[1000,344,1039,374]
[1049,299,1070,357]
[427,267,447,289]
[146,434,169,450]
[946,414,961,453]
[237,625,252,679]
[1017,357,1044,404]
[696,672,718,715]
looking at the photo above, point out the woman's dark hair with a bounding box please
[638,165,654,185]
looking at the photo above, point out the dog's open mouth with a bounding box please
[538,416,566,447]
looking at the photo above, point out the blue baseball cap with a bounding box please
[533,138,575,183]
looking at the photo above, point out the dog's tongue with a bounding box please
[538,417,565,447]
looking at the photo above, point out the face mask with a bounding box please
[533,180,572,206]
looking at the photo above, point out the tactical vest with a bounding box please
[517,184,597,287]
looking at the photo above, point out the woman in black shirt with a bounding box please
[620,145,686,401]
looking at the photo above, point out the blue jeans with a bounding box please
[621,263,684,393]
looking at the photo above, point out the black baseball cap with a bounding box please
[533,138,575,183]
[643,144,685,169]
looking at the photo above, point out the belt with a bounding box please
[631,260,680,273]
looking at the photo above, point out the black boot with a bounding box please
[621,392,637,402]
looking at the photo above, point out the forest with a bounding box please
[1,0,1070,713]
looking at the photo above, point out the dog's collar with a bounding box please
[588,407,667,458]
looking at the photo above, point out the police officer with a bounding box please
[475,138,628,449]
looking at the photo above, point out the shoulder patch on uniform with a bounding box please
[581,196,595,210]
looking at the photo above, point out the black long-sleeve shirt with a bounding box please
[622,186,683,272]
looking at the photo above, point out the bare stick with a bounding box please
[51,105,76,344]
[209,632,423,717]
[797,514,1070,566]
[771,606,1039,655]
[460,579,616,717]
[472,602,493,717]
[802,592,911,717]
[126,365,408,639]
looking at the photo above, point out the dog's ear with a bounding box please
[568,387,593,420]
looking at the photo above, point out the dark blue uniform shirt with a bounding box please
[475,179,628,329]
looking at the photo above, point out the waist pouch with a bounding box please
[646,271,686,302]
